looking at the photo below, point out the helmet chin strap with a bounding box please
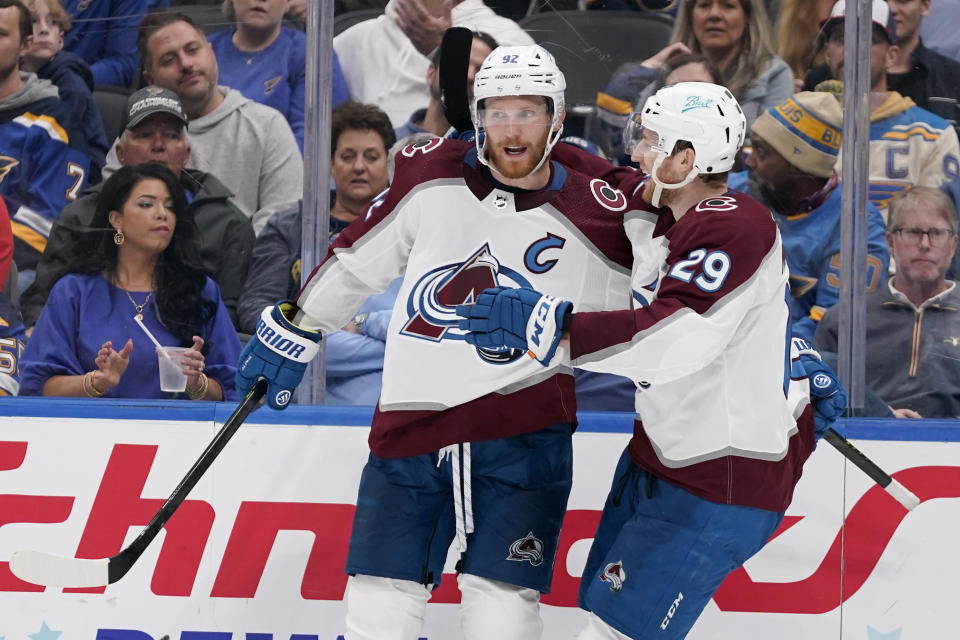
[477,124,564,181]
[648,152,700,208]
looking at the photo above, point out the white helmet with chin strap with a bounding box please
[624,82,746,207]
[471,45,565,178]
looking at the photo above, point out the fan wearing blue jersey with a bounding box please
[729,91,890,340]
[816,0,960,211]
[0,0,94,280]
[458,82,846,639]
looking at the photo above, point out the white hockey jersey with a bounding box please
[297,138,635,457]
[568,190,817,512]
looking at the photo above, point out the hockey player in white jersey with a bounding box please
[458,82,847,639]
[235,45,638,639]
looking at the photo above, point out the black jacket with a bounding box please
[887,39,960,134]
[21,169,255,329]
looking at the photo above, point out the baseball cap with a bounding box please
[751,92,843,178]
[122,86,189,131]
[822,0,895,43]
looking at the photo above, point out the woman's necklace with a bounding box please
[125,290,153,321]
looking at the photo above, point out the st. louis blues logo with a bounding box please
[401,244,533,364]
[506,532,544,566]
[600,560,626,592]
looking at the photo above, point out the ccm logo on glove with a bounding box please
[530,298,554,348]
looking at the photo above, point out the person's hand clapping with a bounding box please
[93,338,133,393]
[393,0,453,57]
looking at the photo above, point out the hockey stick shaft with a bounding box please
[9,380,266,588]
[108,379,267,582]
[823,427,920,511]
[438,27,474,133]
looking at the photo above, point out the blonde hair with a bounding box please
[775,0,832,78]
[671,0,777,100]
[22,0,71,31]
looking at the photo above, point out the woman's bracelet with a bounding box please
[83,371,104,398]
[187,372,209,400]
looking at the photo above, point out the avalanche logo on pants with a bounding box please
[600,561,626,592]
[506,532,544,566]
[401,244,533,364]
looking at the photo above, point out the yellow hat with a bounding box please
[750,92,843,178]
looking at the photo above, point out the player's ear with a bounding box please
[108,210,122,230]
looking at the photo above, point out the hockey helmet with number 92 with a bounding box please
[623,82,745,206]
[471,45,566,176]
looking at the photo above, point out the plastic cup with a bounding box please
[158,347,189,393]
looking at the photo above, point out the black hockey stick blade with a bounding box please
[822,427,920,511]
[9,380,267,588]
[438,26,474,133]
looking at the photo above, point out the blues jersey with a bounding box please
[728,172,890,339]
[0,96,92,269]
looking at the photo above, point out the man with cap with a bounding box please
[805,0,959,212]
[729,91,890,339]
[20,86,255,332]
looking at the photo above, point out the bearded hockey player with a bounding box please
[458,82,846,639]
[235,45,641,639]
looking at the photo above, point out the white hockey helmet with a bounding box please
[624,82,746,206]
[471,45,566,177]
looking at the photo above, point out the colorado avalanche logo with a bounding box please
[589,178,627,212]
[506,532,544,566]
[695,195,738,212]
[401,137,444,157]
[600,561,626,592]
[401,244,533,364]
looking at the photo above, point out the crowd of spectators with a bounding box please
[0,0,959,417]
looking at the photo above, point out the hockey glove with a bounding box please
[792,338,847,439]
[457,286,572,366]
[236,301,322,410]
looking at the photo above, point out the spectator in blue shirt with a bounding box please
[61,0,146,87]
[208,0,350,152]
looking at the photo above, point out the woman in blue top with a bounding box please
[20,163,241,400]
[208,0,350,153]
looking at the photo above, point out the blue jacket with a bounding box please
[0,74,95,270]
[36,51,109,174]
[208,27,350,153]
[237,203,398,405]
[62,0,146,87]
[729,172,890,340]
[21,274,241,400]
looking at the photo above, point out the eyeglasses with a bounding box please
[892,227,957,247]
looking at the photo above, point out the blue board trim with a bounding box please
[1,398,959,441]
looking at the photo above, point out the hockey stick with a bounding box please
[823,427,920,511]
[438,26,474,133]
[9,379,267,588]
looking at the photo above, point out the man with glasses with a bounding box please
[816,186,960,418]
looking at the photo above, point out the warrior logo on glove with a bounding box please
[402,244,535,364]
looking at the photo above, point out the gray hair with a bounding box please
[888,187,958,234]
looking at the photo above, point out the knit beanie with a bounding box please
[750,92,843,178]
